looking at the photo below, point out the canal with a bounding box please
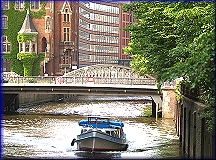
[2,95,182,159]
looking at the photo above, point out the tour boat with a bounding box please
[71,116,128,151]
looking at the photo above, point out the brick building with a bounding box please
[1,1,132,76]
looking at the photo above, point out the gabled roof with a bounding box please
[18,10,38,34]
[59,1,72,13]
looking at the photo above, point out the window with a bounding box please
[30,0,39,10]
[2,59,11,72]
[2,1,9,10]
[2,36,11,53]
[64,8,70,22]
[15,1,24,10]
[63,27,70,41]
[19,43,23,52]
[25,43,30,52]
[2,16,8,29]
[62,50,71,64]
[32,44,36,52]
[45,16,51,30]
[64,53,69,64]
[19,42,36,53]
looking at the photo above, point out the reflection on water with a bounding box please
[3,96,182,159]
[74,151,122,159]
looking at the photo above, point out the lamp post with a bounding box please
[64,67,67,75]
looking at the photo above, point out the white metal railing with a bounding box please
[2,74,156,86]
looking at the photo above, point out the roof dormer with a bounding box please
[18,10,38,54]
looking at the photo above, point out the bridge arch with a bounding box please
[64,64,155,79]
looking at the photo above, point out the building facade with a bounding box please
[1,1,132,76]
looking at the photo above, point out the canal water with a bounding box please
[2,95,182,159]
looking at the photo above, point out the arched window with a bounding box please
[42,37,47,52]
[45,16,51,30]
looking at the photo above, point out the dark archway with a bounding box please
[42,37,47,52]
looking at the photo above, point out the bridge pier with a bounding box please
[150,86,178,119]
[161,86,177,119]
[151,95,163,118]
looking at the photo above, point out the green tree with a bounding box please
[122,2,214,131]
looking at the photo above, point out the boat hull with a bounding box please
[76,129,128,151]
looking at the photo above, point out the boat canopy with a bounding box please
[78,117,124,129]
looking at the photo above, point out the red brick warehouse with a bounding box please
[2,1,133,76]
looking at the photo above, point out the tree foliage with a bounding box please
[122,2,214,131]
[122,2,214,102]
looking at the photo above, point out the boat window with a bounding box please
[81,129,87,133]
[111,131,115,136]
[114,131,117,137]
[102,119,108,123]
[106,131,110,135]
[88,117,96,123]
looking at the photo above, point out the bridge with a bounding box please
[2,64,157,85]
[3,83,158,95]
[2,64,165,116]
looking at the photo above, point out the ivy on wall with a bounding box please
[2,1,46,76]
[28,2,47,19]
[32,53,45,76]
[17,34,38,42]
[17,53,38,76]
[175,80,182,103]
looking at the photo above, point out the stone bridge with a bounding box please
[63,64,156,85]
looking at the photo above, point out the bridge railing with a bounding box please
[5,76,55,84]
[4,76,156,85]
